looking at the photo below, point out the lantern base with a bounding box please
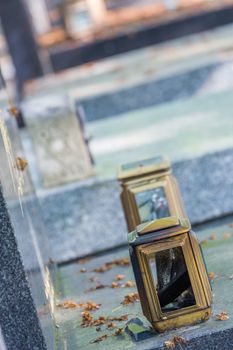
[151,307,211,333]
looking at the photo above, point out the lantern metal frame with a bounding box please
[118,156,186,232]
[129,217,212,332]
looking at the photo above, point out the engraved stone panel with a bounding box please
[22,95,93,188]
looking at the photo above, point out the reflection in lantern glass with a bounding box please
[148,247,196,312]
[136,187,170,223]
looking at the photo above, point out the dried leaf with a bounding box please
[228,223,233,228]
[107,322,117,329]
[90,334,107,343]
[208,272,217,280]
[16,157,28,171]
[111,282,121,289]
[165,336,186,348]
[115,274,125,281]
[209,234,217,241]
[216,312,229,321]
[80,268,87,273]
[8,106,19,117]
[121,293,140,306]
[94,258,130,273]
[83,301,101,311]
[78,257,91,264]
[113,328,124,336]
[59,300,79,309]
[223,232,231,239]
[85,284,107,293]
[124,280,136,288]
[164,340,175,349]
[81,311,93,327]
[108,315,128,322]
[173,336,186,344]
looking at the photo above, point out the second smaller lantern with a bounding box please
[118,156,186,232]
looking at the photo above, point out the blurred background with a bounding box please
[1,1,233,349]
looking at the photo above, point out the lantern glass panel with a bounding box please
[148,246,196,312]
[135,187,170,222]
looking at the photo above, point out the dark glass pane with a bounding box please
[136,187,170,223]
[148,247,196,312]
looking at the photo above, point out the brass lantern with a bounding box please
[128,217,212,332]
[118,156,186,232]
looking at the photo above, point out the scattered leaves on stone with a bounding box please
[16,157,28,171]
[121,292,140,305]
[58,300,100,311]
[81,313,128,327]
[216,311,229,321]
[93,258,130,273]
[85,280,136,292]
[90,334,108,343]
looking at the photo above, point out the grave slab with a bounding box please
[55,223,233,350]
[40,148,233,263]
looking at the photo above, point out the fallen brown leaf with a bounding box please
[109,315,128,322]
[107,322,117,329]
[216,311,229,321]
[164,340,175,349]
[208,272,217,280]
[80,268,87,273]
[209,234,217,241]
[77,257,91,264]
[173,336,186,344]
[121,293,140,306]
[223,232,231,239]
[113,328,124,336]
[93,258,130,273]
[115,274,125,281]
[8,106,19,117]
[124,280,136,288]
[16,157,28,171]
[90,334,108,343]
[59,300,79,309]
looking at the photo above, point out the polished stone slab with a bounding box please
[40,147,233,263]
[55,222,233,350]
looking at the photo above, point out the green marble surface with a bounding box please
[87,88,233,177]
[54,223,233,349]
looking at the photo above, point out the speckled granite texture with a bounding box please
[0,187,46,350]
[41,147,233,263]
[79,63,218,121]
